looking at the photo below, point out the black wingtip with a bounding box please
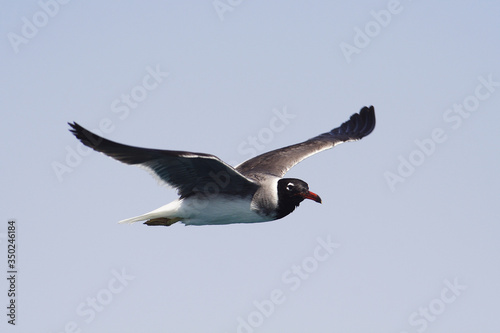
[357,105,376,137]
[333,105,376,139]
[68,121,82,137]
[68,122,104,149]
[68,121,83,136]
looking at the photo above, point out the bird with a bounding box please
[69,106,375,227]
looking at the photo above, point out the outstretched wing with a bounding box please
[68,123,258,198]
[236,106,375,177]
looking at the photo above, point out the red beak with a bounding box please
[302,190,322,203]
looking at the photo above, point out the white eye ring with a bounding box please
[286,183,295,191]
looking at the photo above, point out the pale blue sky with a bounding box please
[2,1,500,332]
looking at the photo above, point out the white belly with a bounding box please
[179,196,273,225]
[123,195,275,226]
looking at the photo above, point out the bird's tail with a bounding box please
[118,213,156,224]
[118,200,183,225]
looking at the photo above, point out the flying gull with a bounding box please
[69,106,375,226]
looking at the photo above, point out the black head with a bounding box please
[275,178,322,219]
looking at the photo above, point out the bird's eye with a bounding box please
[286,183,295,191]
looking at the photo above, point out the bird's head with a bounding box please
[277,178,322,207]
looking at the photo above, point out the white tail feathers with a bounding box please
[118,213,156,224]
[118,200,184,224]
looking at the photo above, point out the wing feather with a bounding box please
[68,123,257,198]
[236,106,375,177]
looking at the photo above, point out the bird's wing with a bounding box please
[236,106,375,177]
[68,123,258,198]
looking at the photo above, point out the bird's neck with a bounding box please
[275,195,301,220]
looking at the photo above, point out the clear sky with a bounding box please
[2,1,500,332]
